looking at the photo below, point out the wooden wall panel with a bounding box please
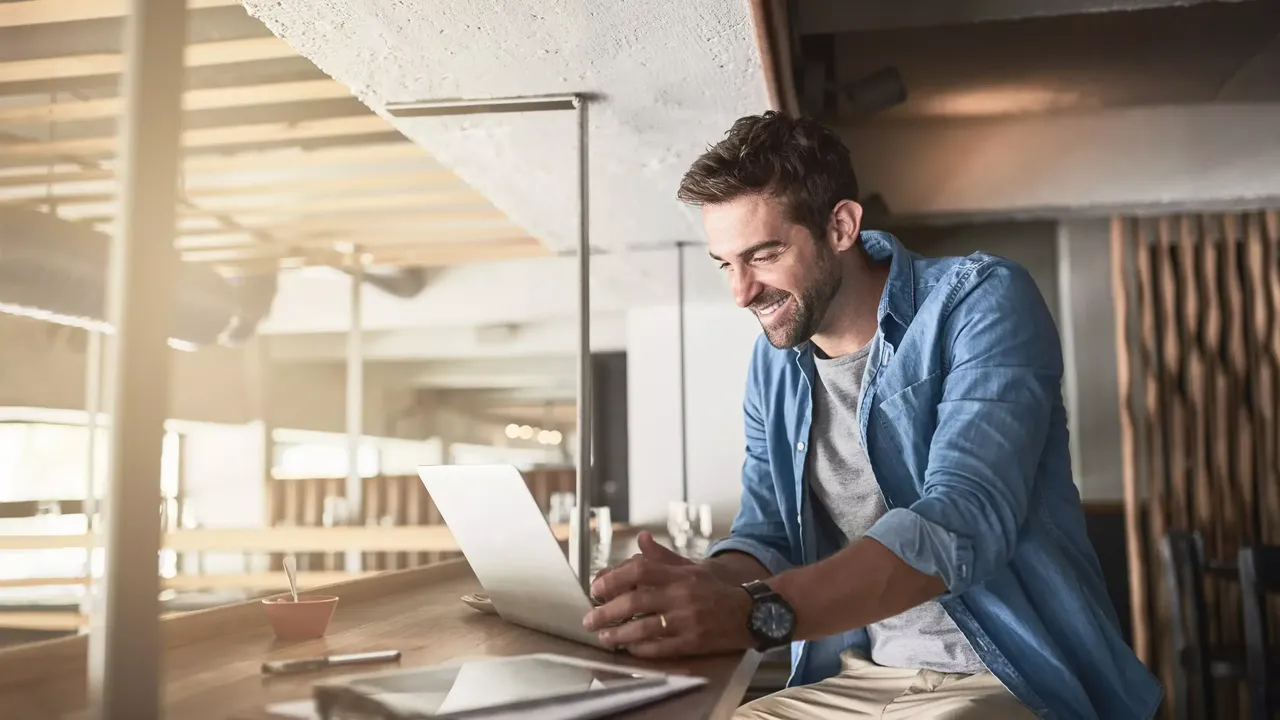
[1111,217,1147,663]
[1113,209,1280,718]
[263,467,577,570]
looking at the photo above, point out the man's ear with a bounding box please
[828,200,863,253]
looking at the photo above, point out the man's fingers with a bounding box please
[596,612,668,647]
[590,557,683,602]
[589,554,642,602]
[589,534,690,601]
[583,586,665,631]
[637,530,690,565]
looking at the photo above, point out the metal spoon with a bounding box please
[283,554,299,602]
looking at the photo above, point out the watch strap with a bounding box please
[741,579,776,600]
[740,580,794,651]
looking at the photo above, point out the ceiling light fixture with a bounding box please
[0,302,199,351]
[0,207,240,348]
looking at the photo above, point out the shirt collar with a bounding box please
[861,229,916,334]
[791,229,916,356]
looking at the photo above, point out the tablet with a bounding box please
[312,653,667,719]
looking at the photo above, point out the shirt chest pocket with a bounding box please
[870,372,943,497]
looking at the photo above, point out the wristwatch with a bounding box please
[741,580,795,651]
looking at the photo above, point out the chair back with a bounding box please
[1238,545,1280,720]
[1161,531,1212,720]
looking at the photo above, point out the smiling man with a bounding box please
[581,111,1161,719]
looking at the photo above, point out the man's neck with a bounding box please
[810,261,890,359]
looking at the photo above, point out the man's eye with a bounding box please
[717,262,730,271]
[752,253,777,264]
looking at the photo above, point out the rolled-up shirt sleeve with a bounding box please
[864,261,1059,597]
[706,534,794,577]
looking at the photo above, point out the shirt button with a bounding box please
[796,442,805,451]
[797,513,802,524]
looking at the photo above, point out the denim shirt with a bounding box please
[706,231,1162,720]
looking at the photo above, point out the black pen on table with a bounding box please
[261,649,401,675]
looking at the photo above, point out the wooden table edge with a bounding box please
[0,559,472,688]
[0,527,765,719]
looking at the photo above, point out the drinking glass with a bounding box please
[569,504,614,578]
[547,491,574,524]
[590,506,612,573]
[692,503,713,557]
[668,501,694,555]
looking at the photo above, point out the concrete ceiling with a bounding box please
[246,0,1280,402]
[821,0,1280,120]
[242,0,771,255]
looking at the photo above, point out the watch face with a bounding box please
[750,599,793,640]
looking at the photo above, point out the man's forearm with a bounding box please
[702,551,771,586]
[768,537,946,641]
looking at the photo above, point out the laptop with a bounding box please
[417,464,608,649]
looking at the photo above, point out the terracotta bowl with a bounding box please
[261,594,338,641]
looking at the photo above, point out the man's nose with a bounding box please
[732,270,760,309]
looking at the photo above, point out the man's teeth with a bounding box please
[758,298,786,316]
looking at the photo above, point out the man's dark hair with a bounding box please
[677,111,859,241]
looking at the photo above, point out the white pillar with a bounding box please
[87,0,186,717]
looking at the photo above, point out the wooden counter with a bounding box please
[0,560,761,720]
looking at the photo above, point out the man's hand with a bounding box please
[588,530,694,603]
[582,531,755,658]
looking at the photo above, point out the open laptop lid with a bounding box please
[417,464,603,648]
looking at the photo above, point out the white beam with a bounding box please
[261,250,727,336]
[268,314,627,363]
[369,357,577,391]
[845,103,1280,222]
[795,0,1257,33]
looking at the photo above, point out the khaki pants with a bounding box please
[735,651,1038,720]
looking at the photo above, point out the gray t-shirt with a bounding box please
[809,342,986,674]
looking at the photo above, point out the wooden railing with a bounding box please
[0,522,617,631]
[0,466,582,633]
[0,523,583,555]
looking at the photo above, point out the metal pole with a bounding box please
[573,97,592,592]
[80,329,103,618]
[88,0,185,717]
[676,243,688,504]
[346,257,364,572]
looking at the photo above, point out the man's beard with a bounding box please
[752,249,842,350]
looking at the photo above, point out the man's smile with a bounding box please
[754,295,790,319]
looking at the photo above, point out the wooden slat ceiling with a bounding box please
[0,0,544,272]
